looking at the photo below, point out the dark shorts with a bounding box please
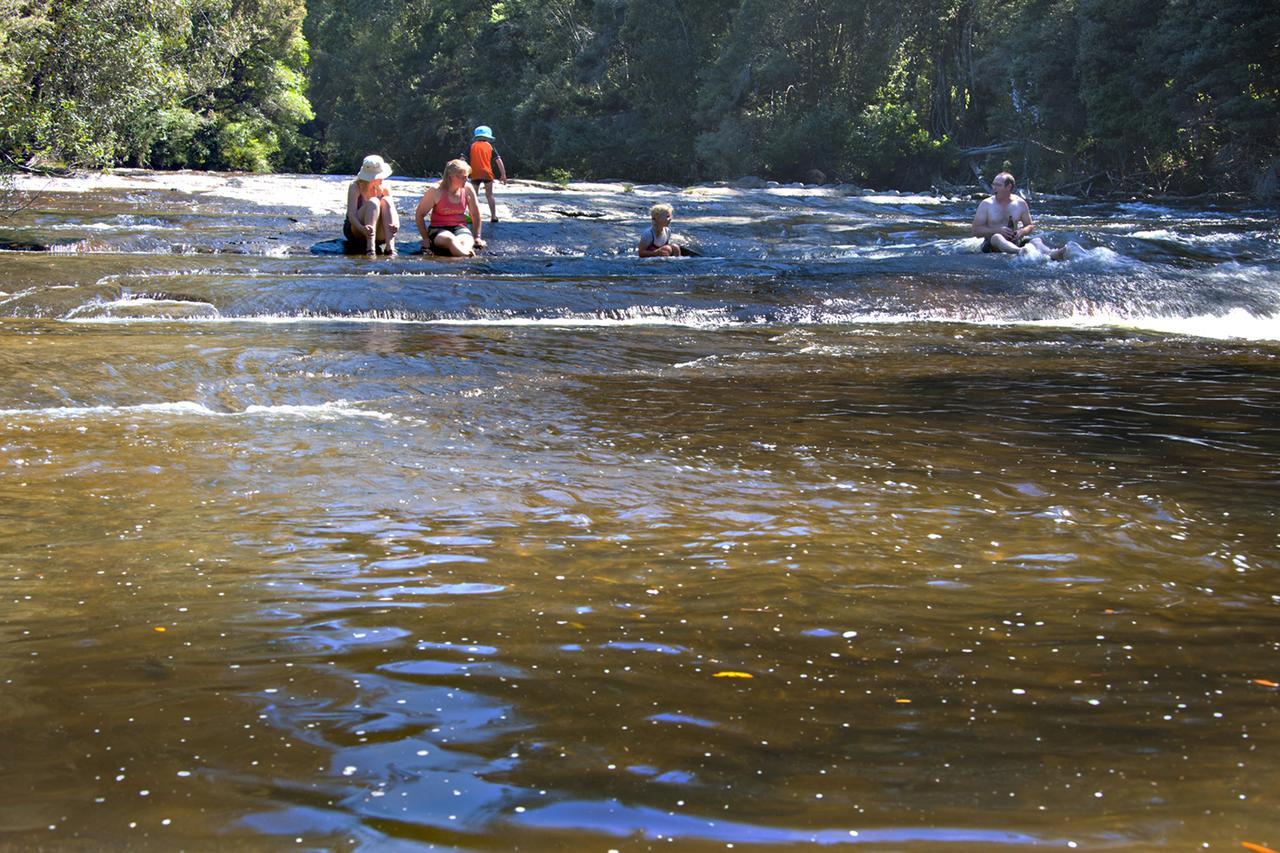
[427,224,472,255]
[343,219,372,253]
[343,219,395,253]
[469,178,493,187]
[981,235,1028,253]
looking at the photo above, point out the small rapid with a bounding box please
[3,171,1278,341]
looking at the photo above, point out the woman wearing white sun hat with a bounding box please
[344,154,399,256]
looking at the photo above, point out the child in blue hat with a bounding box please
[464,126,508,223]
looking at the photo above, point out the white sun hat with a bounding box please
[356,154,392,182]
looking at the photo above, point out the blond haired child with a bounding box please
[638,203,685,257]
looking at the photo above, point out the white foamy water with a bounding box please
[1131,229,1252,245]
[35,218,180,232]
[64,296,220,320]
[1017,306,1280,340]
[9,169,1280,346]
[803,297,1280,341]
[15,170,427,216]
[857,193,947,206]
[57,303,1280,341]
[1117,202,1184,218]
[63,306,743,329]
[0,400,396,421]
[939,238,1136,270]
[407,303,747,329]
[847,309,1280,341]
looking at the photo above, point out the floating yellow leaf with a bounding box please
[1242,842,1278,853]
[895,698,912,704]
[713,671,753,679]
[1253,679,1279,688]
[153,626,167,633]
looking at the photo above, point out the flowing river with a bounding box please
[1,171,1277,849]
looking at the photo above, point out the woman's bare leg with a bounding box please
[434,231,475,257]
[375,199,398,255]
[359,199,380,255]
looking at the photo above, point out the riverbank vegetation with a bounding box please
[2,0,1276,197]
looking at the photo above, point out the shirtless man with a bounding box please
[972,172,1066,260]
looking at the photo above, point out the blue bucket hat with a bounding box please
[473,125,494,140]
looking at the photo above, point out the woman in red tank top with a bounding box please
[414,159,486,257]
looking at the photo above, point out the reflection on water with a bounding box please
[1,173,1278,848]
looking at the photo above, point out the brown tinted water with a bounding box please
[1,173,1278,850]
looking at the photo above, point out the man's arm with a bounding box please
[1015,199,1035,239]
[971,201,999,238]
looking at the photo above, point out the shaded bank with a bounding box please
[3,1,1277,198]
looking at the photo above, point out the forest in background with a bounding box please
[1,0,1277,196]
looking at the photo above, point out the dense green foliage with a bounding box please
[0,0,312,172]
[2,0,1276,194]
[299,0,1280,194]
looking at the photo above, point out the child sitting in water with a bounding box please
[638,203,685,257]
[345,155,399,256]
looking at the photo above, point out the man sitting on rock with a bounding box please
[972,171,1067,260]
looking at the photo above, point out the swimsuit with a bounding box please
[426,223,472,256]
[429,188,467,227]
[981,235,1029,252]
[344,186,389,244]
[427,188,472,254]
[640,225,670,252]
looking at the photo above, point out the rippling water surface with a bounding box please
[1,172,1278,849]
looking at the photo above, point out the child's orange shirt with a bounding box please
[468,140,498,181]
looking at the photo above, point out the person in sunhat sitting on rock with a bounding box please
[463,126,507,224]
[345,154,399,256]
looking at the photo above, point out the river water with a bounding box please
[1,171,1277,850]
